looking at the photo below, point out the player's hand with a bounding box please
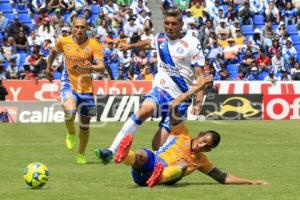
[250,180,269,185]
[45,69,53,82]
[118,43,130,51]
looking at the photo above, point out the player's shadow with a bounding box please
[128,182,219,189]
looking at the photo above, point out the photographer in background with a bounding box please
[0,79,8,101]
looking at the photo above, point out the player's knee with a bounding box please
[64,113,76,122]
[134,150,148,167]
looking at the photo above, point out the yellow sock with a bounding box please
[160,166,183,183]
[123,150,135,166]
[65,114,76,135]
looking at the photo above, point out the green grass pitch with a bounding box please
[0,120,299,200]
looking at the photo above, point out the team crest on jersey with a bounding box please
[66,45,72,51]
[176,47,184,54]
[85,47,91,54]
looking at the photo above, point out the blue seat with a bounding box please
[295,45,300,53]
[53,72,62,80]
[16,4,29,14]
[24,22,35,31]
[227,64,239,80]
[0,0,10,3]
[0,3,13,13]
[108,63,119,80]
[64,13,71,23]
[241,25,254,35]
[4,13,14,22]
[18,13,32,23]
[19,52,28,66]
[291,35,300,45]
[272,24,278,30]
[253,15,264,25]
[287,25,298,35]
[258,71,268,80]
[297,53,300,62]
[91,4,101,15]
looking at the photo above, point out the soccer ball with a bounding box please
[23,162,49,189]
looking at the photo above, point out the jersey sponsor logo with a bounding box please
[263,95,300,120]
[160,62,182,77]
[178,40,188,48]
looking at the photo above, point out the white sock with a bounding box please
[109,114,142,153]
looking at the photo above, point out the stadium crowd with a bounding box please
[0,0,300,81]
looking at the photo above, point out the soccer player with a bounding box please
[95,8,206,164]
[114,78,268,187]
[45,17,105,164]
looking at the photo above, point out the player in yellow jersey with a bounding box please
[114,77,268,187]
[45,17,105,164]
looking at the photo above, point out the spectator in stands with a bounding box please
[208,65,220,80]
[75,0,87,12]
[291,62,300,80]
[264,71,278,82]
[207,39,223,62]
[268,37,281,56]
[141,64,154,81]
[132,0,150,16]
[0,12,8,32]
[34,8,49,27]
[59,0,76,13]
[103,0,120,22]
[248,28,263,53]
[104,41,119,80]
[234,28,246,48]
[249,0,264,14]
[161,0,178,12]
[218,64,229,80]
[25,45,46,79]
[0,61,7,80]
[275,21,287,38]
[256,48,271,70]
[141,26,154,40]
[236,71,248,80]
[198,20,214,45]
[137,10,151,31]
[240,48,255,75]
[41,38,52,57]
[124,17,140,38]
[48,0,60,13]
[218,31,229,49]
[238,1,254,25]
[96,18,110,37]
[15,31,28,53]
[223,38,240,64]
[37,17,56,44]
[28,0,47,14]
[190,0,203,18]
[6,58,23,79]
[262,19,274,38]
[119,51,132,80]
[0,79,8,101]
[7,18,30,38]
[282,2,298,25]
[27,30,39,46]
[209,0,220,19]
[83,7,93,26]
[247,66,259,80]
[183,9,197,31]
[66,10,78,27]
[271,50,285,74]
[51,8,63,29]
[282,39,297,65]
[61,27,70,37]
[265,1,280,24]
[263,30,274,50]
[279,70,292,80]
[2,37,21,68]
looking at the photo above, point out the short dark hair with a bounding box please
[164,8,182,22]
[198,130,221,148]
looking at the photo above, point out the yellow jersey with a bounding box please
[157,123,214,176]
[55,36,104,93]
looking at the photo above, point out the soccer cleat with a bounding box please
[66,134,75,150]
[76,153,87,164]
[94,148,113,165]
[146,162,164,187]
[114,134,133,164]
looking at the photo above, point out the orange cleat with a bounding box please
[114,134,134,163]
[146,162,164,187]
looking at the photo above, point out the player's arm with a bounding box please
[45,48,59,82]
[88,42,105,73]
[192,67,205,115]
[207,167,268,185]
[119,39,152,51]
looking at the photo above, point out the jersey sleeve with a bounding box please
[150,33,159,49]
[54,38,63,53]
[93,40,104,61]
[190,38,205,68]
[197,153,214,174]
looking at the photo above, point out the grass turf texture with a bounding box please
[0,120,299,200]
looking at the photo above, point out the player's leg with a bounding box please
[152,127,170,150]
[76,93,96,164]
[61,90,77,150]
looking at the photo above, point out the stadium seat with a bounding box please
[91,4,101,15]
[287,25,298,35]
[297,53,300,62]
[4,13,14,22]
[0,3,13,13]
[16,4,29,14]
[0,0,10,3]
[19,52,28,66]
[53,72,62,80]
[108,63,119,80]
[64,13,71,23]
[258,71,268,80]
[226,64,239,80]
[253,15,264,25]
[18,13,32,23]
[295,44,300,53]
[272,24,278,30]
[220,5,228,15]
[241,25,254,36]
[291,35,300,45]
[24,22,35,31]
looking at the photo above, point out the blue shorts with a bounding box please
[143,87,191,132]
[131,149,167,186]
[60,88,96,117]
